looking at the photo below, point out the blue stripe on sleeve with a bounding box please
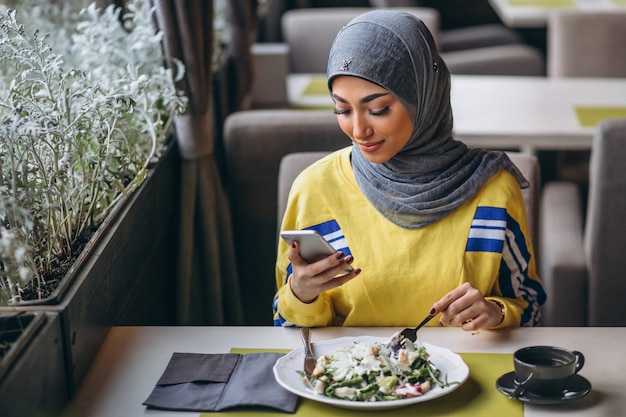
[466,207,507,253]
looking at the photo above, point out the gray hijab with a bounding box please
[327,10,528,229]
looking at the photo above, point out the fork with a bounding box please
[399,314,435,342]
[390,312,436,349]
[300,327,316,376]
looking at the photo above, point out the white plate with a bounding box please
[273,335,469,410]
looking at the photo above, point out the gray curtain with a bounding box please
[152,0,243,325]
[225,0,257,107]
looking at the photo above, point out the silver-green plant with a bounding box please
[0,183,38,304]
[0,0,187,304]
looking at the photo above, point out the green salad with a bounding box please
[304,337,450,402]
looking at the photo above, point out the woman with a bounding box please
[273,10,545,330]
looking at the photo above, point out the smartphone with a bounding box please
[280,230,353,273]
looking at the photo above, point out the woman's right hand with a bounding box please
[287,240,361,303]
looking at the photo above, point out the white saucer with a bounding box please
[496,371,591,404]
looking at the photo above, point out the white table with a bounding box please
[65,326,626,417]
[288,74,626,154]
[488,0,626,28]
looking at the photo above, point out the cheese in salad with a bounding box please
[304,336,449,402]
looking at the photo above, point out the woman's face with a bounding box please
[331,75,414,164]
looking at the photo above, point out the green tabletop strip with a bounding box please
[575,106,626,127]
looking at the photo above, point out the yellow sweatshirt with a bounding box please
[274,147,545,328]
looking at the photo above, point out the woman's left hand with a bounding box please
[431,282,504,330]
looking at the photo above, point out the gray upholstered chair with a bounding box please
[546,10,626,195]
[369,0,526,52]
[438,23,524,53]
[547,10,626,78]
[278,151,541,273]
[222,109,348,324]
[539,118,626,326]
[282,7,441,74]
[441,43,544,76]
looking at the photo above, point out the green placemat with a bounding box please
[508,0,574,6]
[201,348,521,417]
[303,78,329,96]
[575,106,626,127]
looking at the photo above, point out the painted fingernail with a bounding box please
[354,268,362,275]
[336,252,345,259]
[429,307,436,316]
[346,255,354,263]
[292,242,296,249]
[439,321,445,327]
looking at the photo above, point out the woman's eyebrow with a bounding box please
[332,92,390,104]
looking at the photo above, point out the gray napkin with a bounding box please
[143,352,298,413]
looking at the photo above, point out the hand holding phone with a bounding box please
[280,230,353,273]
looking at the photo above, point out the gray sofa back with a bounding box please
[223,109,348,324]
[585,118,626,325]
[539,118,626,326]
[282,7,441,73]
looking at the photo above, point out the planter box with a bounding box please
[0,141,180,395]
[0,312,68,417]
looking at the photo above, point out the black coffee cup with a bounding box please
[513,346,585,396]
